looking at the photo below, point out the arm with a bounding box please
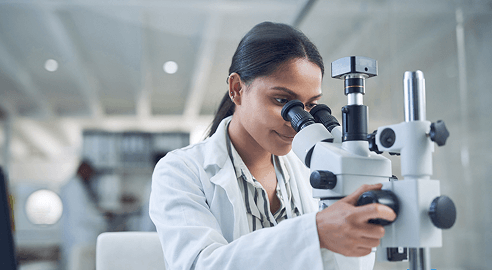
[149,152,327,270]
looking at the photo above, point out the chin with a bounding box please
[271,145,292,157]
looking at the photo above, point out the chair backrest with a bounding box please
[96,232,165,270]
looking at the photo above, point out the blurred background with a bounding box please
[0,0,491,269]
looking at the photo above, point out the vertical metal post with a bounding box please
[404,71,430,270]
[409,248,424,270]
[404,70,426,122]
[409,248,431,270]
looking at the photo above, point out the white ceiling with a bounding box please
[0,0,491,167]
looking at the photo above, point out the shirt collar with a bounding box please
[225,124,291,187]
[225,123,257,185]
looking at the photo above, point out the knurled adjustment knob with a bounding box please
[310,170,337,190]
[356,190,399,226]
[430,120,450,146]
[429,195,456,229]
[367,130,382,154]
[380,128,396,148]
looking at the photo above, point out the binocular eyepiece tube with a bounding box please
[281,100,315,132]
[281,100,340,133]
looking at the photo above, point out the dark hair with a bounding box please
[208,21,324,137]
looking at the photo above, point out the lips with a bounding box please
[275,131,295,141]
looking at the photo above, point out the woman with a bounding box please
[149,21,395,270]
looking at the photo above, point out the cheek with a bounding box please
[239,94,292,153]
[243,95,276,124]
[256,104,284,131]
[268,105,283,120]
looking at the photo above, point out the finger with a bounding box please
[340,241,377,257]
[358,237,381,249]
[357,223,386,239]
[353,203,396,224]
[342,183,383,205]
[348,247,373,258]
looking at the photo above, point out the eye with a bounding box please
[305,103,317,110]
[274,98,289,105]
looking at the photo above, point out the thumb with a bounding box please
[342,183,383,205]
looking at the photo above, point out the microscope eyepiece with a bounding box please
[310,104,340,132]
[281,100,315,132]
[310,103,331,115]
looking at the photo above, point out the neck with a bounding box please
[228,117,273,171]
[228,117,279,213]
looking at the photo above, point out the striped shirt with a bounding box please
[226,129,301,232]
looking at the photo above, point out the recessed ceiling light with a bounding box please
[163,61,178,74]
[44,59,58,72]
[25,189,63,225]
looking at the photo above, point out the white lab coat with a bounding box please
[150,116,375,270]
[60,176,107,269]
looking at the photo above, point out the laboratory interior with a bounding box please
[0,0,491,269]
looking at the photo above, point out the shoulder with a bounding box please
[150,125,234,211]
[154,117,232,174]
[155,136,226,172]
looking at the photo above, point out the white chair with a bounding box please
[96,232,166,270]
[70,244,97,270]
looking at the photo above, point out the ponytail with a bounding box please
[208,92,235,137]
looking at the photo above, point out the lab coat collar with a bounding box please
[202,116,233,170]
[201,116,314,237]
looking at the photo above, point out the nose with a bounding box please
[285,118,292,127]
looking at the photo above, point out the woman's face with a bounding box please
[233,58,323,156]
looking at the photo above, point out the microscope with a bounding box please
[281,56,456,270]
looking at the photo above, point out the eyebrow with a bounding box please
[271,86,323,100]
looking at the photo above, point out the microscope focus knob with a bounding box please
[367,130,382,154]
[310,170,337,189]
[429,195,456,229]
[430,120,450,146]
[356,190,399,226]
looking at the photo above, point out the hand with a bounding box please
[316,183,396,257]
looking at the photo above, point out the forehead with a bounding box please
[251,58,323,96]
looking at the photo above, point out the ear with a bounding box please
[227,73,244,105]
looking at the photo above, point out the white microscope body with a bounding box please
[282,56,455,269]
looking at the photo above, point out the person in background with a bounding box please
[138,180,156,232]
[150,21,395,270]
[60,160,108,270]
[139,153,167,232]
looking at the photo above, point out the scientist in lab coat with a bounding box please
[60,160,107,270]
[149,21,396,270]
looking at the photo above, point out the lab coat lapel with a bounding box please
[208,156,250,240]
[281,154,318,214]
[204,116,250,240]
